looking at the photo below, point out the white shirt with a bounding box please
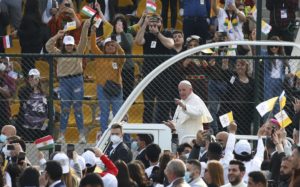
[221,181,247,187]
[145,163,159,178]
[49,180,62,187]
[219,133,235,184]
[173,93,213,143]
[242,138,264,183]
[217,8,244,41]
[189,176,207,187]
[270,59,283,79]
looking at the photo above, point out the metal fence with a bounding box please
[1,51,300,162]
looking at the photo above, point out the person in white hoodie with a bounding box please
[232,126,265,183]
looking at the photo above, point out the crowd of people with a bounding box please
[0,0,299,141]
[0,0,299,186]
[0,112,299,187]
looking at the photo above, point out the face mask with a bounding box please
[0,134,7,143]
[110,135,122,144]
[185,153,190,159]
[131,141,139,151]
[2,145,11,157]
[184,171,191,182]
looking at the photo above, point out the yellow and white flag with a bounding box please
[274,110,292,128]
[279,90,286,111]
[219,111,234,128]
[256,97,278,117]
[64,21,76,31]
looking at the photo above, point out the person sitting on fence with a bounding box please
[16,69,49,141]
[46,19,91,144]
[90,22,125,137]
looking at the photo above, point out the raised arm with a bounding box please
[134,15,149,46]
[77,19,91,54]
[211,0,220,17]
[45,30,65,54]
[157,32,174,49]
[90,26,103,55]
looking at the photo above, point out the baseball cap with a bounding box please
[70,155,86,170]
[234,140,251,155]
[28,69,40,79]
[102,173,118,187]
[53,152,70,174]
[82,150,96,167]
[103,37,114,46]
[63,35,75,45]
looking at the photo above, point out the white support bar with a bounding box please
[96,41,300,150]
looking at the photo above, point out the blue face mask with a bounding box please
[184,171,191,182]
[0,134,7,143]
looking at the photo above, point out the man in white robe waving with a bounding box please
[164,80,213,143]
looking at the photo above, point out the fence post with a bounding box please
[253,0,263,134]
[47,56,55,137]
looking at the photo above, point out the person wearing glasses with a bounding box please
[264,36,290,101]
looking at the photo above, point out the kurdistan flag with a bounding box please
[34,135,54,150]
[146,0,157,13]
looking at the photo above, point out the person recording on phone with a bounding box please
[164,80,213,143]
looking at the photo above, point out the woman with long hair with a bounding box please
[90,17,125,137]
[264,36,290,100]
[17,0,50,77]
[115,160,138,187]
[111,14,134,101]
[218,59,254,134]
[128,162,148,187]
[204,160,225,187]
[46,19,91,144]
[16,69,49,141]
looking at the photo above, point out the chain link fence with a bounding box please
[0,51,300,163]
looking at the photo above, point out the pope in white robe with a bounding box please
[166,80,213,143]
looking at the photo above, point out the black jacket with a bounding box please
[53,181,66,187]
[270,151,286,182]
[99,0,118,22]
[188,145,208,162]
[106,142,133,163]
[136,149,150,168]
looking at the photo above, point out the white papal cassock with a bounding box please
[173,92,213,143]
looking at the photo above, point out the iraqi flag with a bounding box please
[2,35,12,49]
[34,135,54,150]
[146,0,157,13]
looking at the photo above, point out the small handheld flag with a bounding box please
[64,21,77,31]
[2,35,13,49]
[219,111,234,128]
[34,135,54,150]
[279,90,286,111]
[81,5,97,17]
[274,110,292,128]
[256,97,278,117]
[146,0,157,13]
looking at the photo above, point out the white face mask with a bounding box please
[110,135,122,144]
[2,145,11,157]
[185,153,190,159]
